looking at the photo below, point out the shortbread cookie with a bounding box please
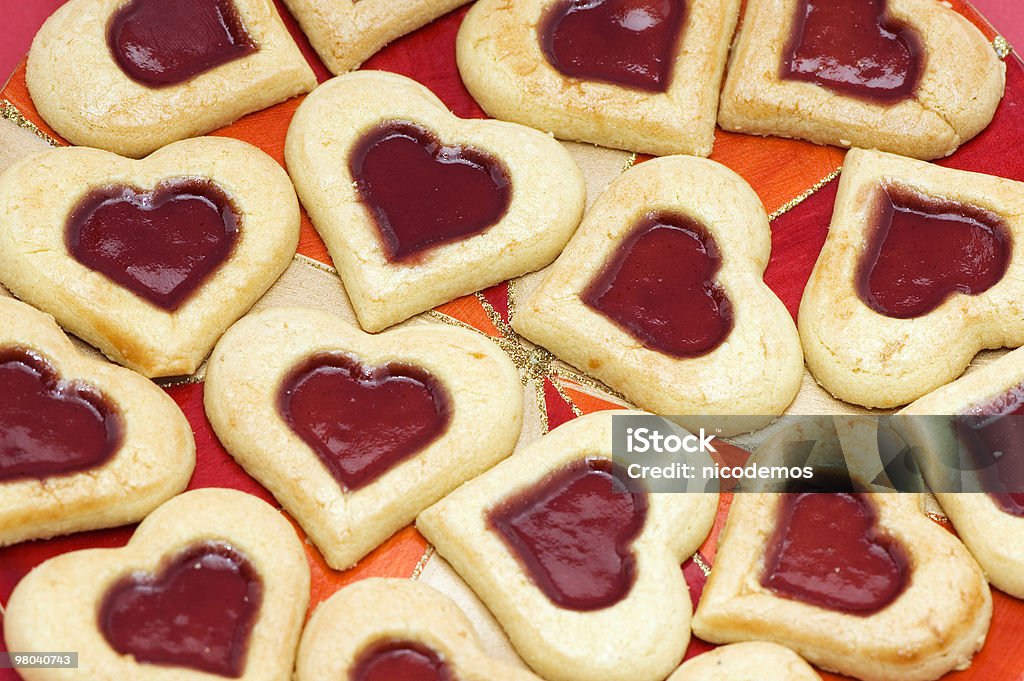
[719,0,1005,159]
[4,488,310,681]
[513,156,802,433]
[27,0,316,158]
[283,0,472,74]
[799,148,1024,408]
[667,642,821,681]
[418,411,719,681]
[897,346,1024,598]
[296,578,542,681]
[205,306,523,569]
[285,71,585,332]
[0,297,194,546]
[0,137,301,378]
[694,420,991,681]
[456,0,741,156]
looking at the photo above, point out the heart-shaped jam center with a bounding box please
[490,458,648,611]
[108,0,256,88]
[350,121,512,262]
[583,211,733,358]
[352,641,454,681]
[857,186,1009,319]
[762,492,909,614]
[782,0,922,103]
[541,0,686,92]
[958,385,1024,517]
[278,354,451,491]
[99,541,261,677]
[0,349,120,482]
[66,180,240,311]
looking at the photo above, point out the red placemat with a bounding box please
[2,2,1024,680]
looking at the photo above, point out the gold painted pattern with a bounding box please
[0,100,60,147]
[994,35,1012,60]
[768,167,843,222]
[410,546,435,581]
[692,552,712,577]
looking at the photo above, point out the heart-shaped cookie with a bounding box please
[896,346,1024,599]
[719,0,1005,159]
[296,578,543,681]
[282,0,472,74]
[204,306,523,570]
[285,72,584,331]
[667,642,821,681]
[26,0,316,158]
[693,418,992,681]
[3,488,310,681]
[285,71,585,332]
[799,149,1024,407]
[0,137,301,378]
[513,156,803,433]
[0,297,194,546]
[417,411,719,681]
[455,0,741,156]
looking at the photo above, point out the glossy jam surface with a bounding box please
[350,122,511,262]
[278,354,450,491]
[858,186,1009,319]
[108,0,256,87]
[583,212,733,357]
[782,0,922,102]
[0,349,120,482]
[490,458,647,611]
[351,641,453,681]
[959,386,1024,516]
[762,493,909,614]
[99,542,261,677]
[540,0,686,91]
[66,180,239,311]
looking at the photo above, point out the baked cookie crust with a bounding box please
[897,346,1024,599]
[26,0,316,158]
[418,411,719,681]
[719,0,1005,160]
[456,0,741,156]
[296,578,542,681]
[799,148,1024,408]
[0,297,194,546]
[513,156,803,432]
[694,491,991,681]
[0,137,301,378]
[285,71,586,332]
[204,306,523,570]
[3,488,310,681]
[282,0,472,74]
[667,642,821,681]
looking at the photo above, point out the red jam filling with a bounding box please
[958,385,1024,517]
[99,542,261,677]
[858,186,1009,319]
[782,0,922,103]
[278,354,450,491]
[583,211,733,358]
[0,349,120,482]
[762,492,909,614]
[490,458,647,611]
[350,121,511,262]
[351,641,453,681]
[108,0,256,88]
[540,0,686,92]
[66,180,239,311]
